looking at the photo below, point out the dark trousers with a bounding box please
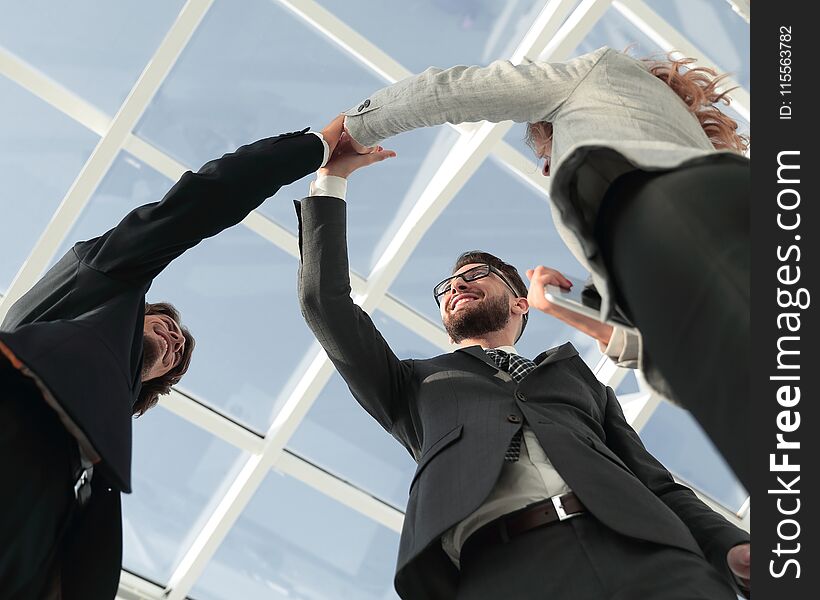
[457,515,736,599]
[0,363,77,599]
[595,160,750,489]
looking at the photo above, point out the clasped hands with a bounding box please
[320,114,395,179]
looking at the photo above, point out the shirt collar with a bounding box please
[485,345,517,355]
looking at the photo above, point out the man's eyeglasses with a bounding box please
[433,264,521,307]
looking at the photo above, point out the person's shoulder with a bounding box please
[409,352,450,364]
[588,46,613,57]
[571,46,613,62]
[407,352,461,370]
[558,47,613,74]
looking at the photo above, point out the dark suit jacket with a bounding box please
[296,197,750,600]
[0,130,323,599]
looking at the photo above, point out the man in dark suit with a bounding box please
[0,119,344,599]
[296,137,751,599]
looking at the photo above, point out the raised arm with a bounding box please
[294,139,422,450]
[344,47,609,147]
[601,385,750,594]
[77,121,345,285]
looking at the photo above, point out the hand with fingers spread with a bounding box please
[319,132,396,179]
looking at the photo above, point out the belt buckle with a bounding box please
[73,468,91,506]
[551,494,577,521]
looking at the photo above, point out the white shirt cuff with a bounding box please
[309,174,348,200]
[307,131,330,167]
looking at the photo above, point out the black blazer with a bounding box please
[0,131,322,598]
[296,197,750,600]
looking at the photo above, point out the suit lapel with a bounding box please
[456,346,514,383]
[533,342,579,367]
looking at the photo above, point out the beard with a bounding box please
[444,294,511,343]
[142,335,162,380]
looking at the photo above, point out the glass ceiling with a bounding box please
[0,1,749,598]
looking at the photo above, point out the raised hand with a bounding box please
[727,543,751,591]
[319,133,396,179]
[320,114,346,155]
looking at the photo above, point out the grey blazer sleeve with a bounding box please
[600,326,641,367]
[601,386,750,593]
[295,197,421,455]
[344,47,609,147]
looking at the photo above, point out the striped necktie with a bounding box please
[484,348,537,462]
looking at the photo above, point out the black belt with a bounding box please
[463,492,585,554]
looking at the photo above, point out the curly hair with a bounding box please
[644,53,749,154]
[134,301,195,417]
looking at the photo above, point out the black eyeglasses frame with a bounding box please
[433,264,520,306]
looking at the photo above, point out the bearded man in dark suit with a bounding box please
[295,135,751,599]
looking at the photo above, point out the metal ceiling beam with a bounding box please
[162,4,614,594]
[160,389,264,455]
[124,128,454,359]
[1,1,751,595]
[275,450,404,533]
[626,391,662,433]
[538,0,614,61]
[358,0,613,315]
[117,570,165,600]
[2,6,552,291]
[159,391,404,530]
[512,0,591,63]
[630,368,664,432]
[740,503,751,527]
[124,120,452,353]
[614,0,750,122]
[0,0,215,323]
[275,0,410,84]
[725,0,750,23]
[273,0,559,213]
[0,45,110,135]
[162,347,334,599]
[592,353,629,388]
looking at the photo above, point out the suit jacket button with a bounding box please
[507,414,522,424]
[363,99,371,108]
[357,103,365,112]
[515,392,526,402]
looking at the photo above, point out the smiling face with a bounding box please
[142,313,186,381]
[439,263,521,343]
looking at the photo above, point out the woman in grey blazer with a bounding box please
[342,47,750,487]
